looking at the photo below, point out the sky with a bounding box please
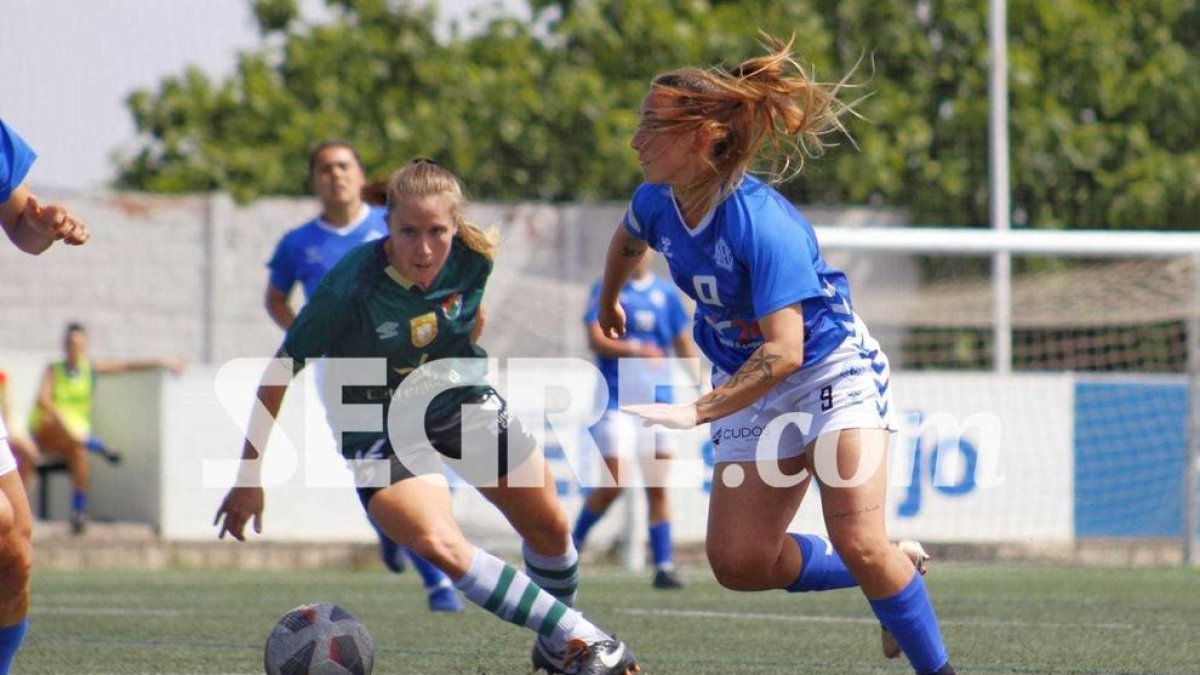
[0,0,525,193]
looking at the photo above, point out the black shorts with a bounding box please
[346,389,538,510]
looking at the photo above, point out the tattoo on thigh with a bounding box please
[827,504,881,521]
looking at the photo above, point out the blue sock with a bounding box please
[572,506,603,550]
[407,551,452,590]
[649,521,673,568]
[70,490,87,516]
[0,618,29,674]
[368,520,406,573]
[785,533,858,592]
[84,436,107,454]
[377,536,404,573]
[868,572,950,674]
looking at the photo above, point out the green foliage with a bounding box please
[118,0,1198,229]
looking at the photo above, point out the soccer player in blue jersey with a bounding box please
[599,38,955,674]
[0,118,89,675]
[217,160,640,675]
[571,252,698,589]
[264,142,461,612]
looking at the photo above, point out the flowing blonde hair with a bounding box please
[644,34,859,219]
[386,159,499,260]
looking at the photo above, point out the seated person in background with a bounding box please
[28,322,183,533]
[0,371,40,486]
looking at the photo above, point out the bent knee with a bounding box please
[706,543,777,591]
[406,531,472,576]
[0,535,32,584]
[828,532,891,572]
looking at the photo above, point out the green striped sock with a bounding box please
[454,547,578,637]
[523,542,579,607]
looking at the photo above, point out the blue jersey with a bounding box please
[584,274,689,409]
[267,206,388,299]
[0,119,37,202]
[622,175,854,375]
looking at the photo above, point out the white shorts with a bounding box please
[590,409,678,459]
[0,415,14,477]
[709,315,895,464]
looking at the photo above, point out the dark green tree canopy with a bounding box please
[119,0,1199,229]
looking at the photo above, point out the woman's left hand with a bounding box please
[621,402,698,430]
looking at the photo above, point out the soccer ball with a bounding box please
[264,602,375,675]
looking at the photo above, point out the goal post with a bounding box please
[814,226,1200,566]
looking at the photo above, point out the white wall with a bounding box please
[11,341,1077,547]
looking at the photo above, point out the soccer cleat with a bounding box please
[532,638,640,675]
[426,585,464,613]
[531,636,567,674]
[881,540,931,659]
[69,513,87,536]
[652,567,684,589]
[573,638,640,675]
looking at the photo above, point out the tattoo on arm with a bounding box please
[726,351,781,388]
[695,391,727,412]
[620,245,645,259]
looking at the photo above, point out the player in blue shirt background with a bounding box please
[571,252,698,589]
[0,118,90,675]
[265,141,461,612]
[597,37,955,674]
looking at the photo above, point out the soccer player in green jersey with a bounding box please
[214,160,640,675]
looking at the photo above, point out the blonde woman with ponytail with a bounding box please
[218,159,641,675]
[604,37,956,675]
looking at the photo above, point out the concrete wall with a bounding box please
[0,191,911,368]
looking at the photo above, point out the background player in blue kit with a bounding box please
[597,37,955,674]
[0,118,89,675]
[265,141,461,612]
[571,251,698,589]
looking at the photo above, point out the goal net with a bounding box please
[819,228,1200,563]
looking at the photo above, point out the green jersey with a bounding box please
[281,237,493,452]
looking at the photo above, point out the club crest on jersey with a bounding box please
[410,312,438,348]
[714,237,734,271]
[441,293,463,320]
[659,236,673,259]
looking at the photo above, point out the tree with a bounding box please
[119,0,1200,231]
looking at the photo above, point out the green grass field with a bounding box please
[17,563,1200,674]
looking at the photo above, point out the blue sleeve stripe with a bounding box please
[623,204,642,235]
[0,121,37,203]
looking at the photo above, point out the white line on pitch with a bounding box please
[620,608,1133,630]
[30,606,186,617]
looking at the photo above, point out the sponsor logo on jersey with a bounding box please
[410,312,438,348]
[375,321,400,340]
[720,425,765,440]
[840,363,866,379]
[659,235,673,259]
[714,237,734,271]
[441,293,463,320]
